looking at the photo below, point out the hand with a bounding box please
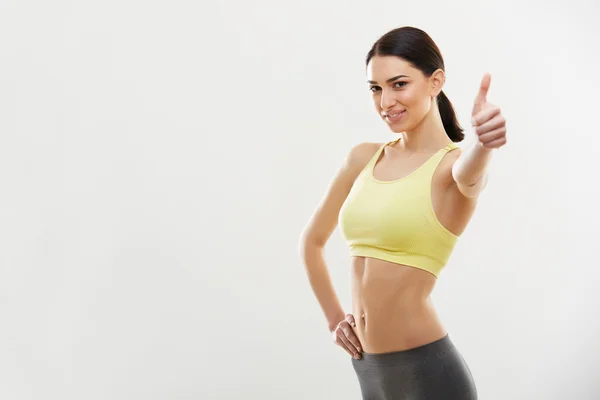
[471,73,507,149]
[331,313,363,360]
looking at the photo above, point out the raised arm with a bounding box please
[452,73,507,198]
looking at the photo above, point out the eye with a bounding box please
[369,82,407,93]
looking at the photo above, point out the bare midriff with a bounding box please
[350,256,447,354]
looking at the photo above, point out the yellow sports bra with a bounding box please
[338,138,460,278]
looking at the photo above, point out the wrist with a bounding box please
[474,139,494,155]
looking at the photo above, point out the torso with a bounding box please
[350,140,478,353]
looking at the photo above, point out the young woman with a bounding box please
[298,26,507,399]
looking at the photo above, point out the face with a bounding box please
[367,55,444,133]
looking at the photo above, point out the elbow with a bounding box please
[456,174,489,198]
[457,185,480,199]
[298,233,325,257]
[451,167,475,188]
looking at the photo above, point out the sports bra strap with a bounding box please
[371,138,458,168]
[443,142,460,152]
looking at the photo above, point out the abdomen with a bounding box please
[350,256,447,353]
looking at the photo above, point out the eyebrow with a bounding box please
[368,74,409,84]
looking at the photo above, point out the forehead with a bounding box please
[366,56,419,81]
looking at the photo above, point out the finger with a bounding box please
[343,316,362,351]
[336,323,359,353]
[482,136,507,149]
[339,333,360,358]
[335,335,355,357]
[344,330,363,354]
[471,105,501,127]
[345,313,356,328]
[479,126,506,143]
[474,72,491,107]
[338,323,359,353]
[334,322,359,354]
[474,113,505,135]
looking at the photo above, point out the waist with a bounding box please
[350,257,446,353]
[352,302,446,353]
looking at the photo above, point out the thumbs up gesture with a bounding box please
[471,73,507,149]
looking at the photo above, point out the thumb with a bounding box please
[474,72,491,106]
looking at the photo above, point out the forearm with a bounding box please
[452,139,494,186]
[298,243,346,332]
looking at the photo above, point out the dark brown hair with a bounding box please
[366,26,464,142]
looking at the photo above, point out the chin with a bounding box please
[387,122,405,133]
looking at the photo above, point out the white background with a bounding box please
[1,0,598,399]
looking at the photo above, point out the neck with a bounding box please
[397,101,451,153]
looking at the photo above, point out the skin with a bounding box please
[299,55,507,360]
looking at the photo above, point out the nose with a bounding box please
[380,89,397,111]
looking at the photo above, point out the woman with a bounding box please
[298,26,507,399]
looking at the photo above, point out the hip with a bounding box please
[352,334,478,399]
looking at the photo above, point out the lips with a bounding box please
[384,110,406,123]
[385,110,405,117]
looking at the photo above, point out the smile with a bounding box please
[385,110,406,123]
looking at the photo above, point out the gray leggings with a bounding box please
[351,335,477,400]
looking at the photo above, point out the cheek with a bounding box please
[372,95,382,110]
[404,91,431,115]
[399,89,420,107]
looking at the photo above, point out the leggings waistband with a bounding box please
[358,334,456,367]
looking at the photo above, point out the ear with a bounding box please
[430,69,445,98]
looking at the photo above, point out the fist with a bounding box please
[471,73,507,149]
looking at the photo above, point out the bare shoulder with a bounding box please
[345,141,383,174]
[299,141,382,247]
[438,146,463,185]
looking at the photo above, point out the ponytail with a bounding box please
[437,90,464,142]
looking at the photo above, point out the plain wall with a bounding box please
[0,0,598,399]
